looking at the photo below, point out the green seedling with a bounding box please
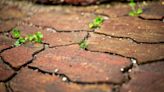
[26,32,43,43]
[14,37,26,46]
[79,40,88,49]
[11,28,21,38]
[11,28,43,47]
[129,0,143,16]
[89,16,104,29]
[34,32,43,43]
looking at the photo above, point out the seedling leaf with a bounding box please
[11,28,44,46]
[35,32,43,38]
[14,40,21,47]
[128,11,136,16]
[89,16,104,29]
[11,28,21,38]
[128,0,143,16]
[79,40,88,49]
[14,37,26,47]
[129,2,136,7]
[27,34,34,41]
[137,8,143,14]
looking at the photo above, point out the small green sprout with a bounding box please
[79,40,88,49]
[11,28,43,47]
[26,32,43,43]
[89,16,104,29]
[11,28,21,38]
[27,34,34,41]
[34,32,43,43]
[14,37,26,46]
[129,0,143,16]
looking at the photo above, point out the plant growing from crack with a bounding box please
[79,40,88,49]
[89,16,105,29]
[11,28,43,47]
[129,0,143,16]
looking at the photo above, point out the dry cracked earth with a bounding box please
[0,0,164,92]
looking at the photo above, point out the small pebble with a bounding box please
[29,23,33,27]
[62,77,67,82]
[131,58,137,64]
[102,37,105,40]
[108,36,112,38]
[128,69,132,72]
[120,68,124,72]
[119,38,122,40]
[54,69,59,73]
[137,26,141,29]
[46,28,56,32]
[103,16,109,20]
[34,69,38,72]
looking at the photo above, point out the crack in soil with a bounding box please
[48,43,80,48]
[0,46,14,54]
[5,82,14,92]
[86,48,164,66]
[138,58,164,65]
[0,43,45,83]
[117,58,164,91]
[3,73,17,83]
[117,58,139,92]
[0,57,17,82]
[93,32,164,44]
[0,56,16,71]
[138,16,163,21]
[4,83,10,92]
[45,32,89,48]
[0,30,11,35]
[16,46,45,70]
[0,44,45,71]
[85,49,134,61]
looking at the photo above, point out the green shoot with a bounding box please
[11,28,43,47]
[14,37,26,47]
[129,0,143,16]
[34,32,43,43]
[27,32,43,43]
[89,16,104,29]
[79,40,88,49]
[11,28,21,38]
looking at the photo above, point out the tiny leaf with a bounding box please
[11,28,21,38]
[129,11,135,16]
[27,34,34,41]
[137,8,143,14]
[19,37,26,43]
[89,16,104,29]
[129,2,136,7]
[79,40,88,49]
[89,23,94,29]
[14,40,21,47]
[35,32,43,38]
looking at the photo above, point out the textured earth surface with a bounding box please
[0,0,164,92]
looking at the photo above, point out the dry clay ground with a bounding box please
[0,0,164,92]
